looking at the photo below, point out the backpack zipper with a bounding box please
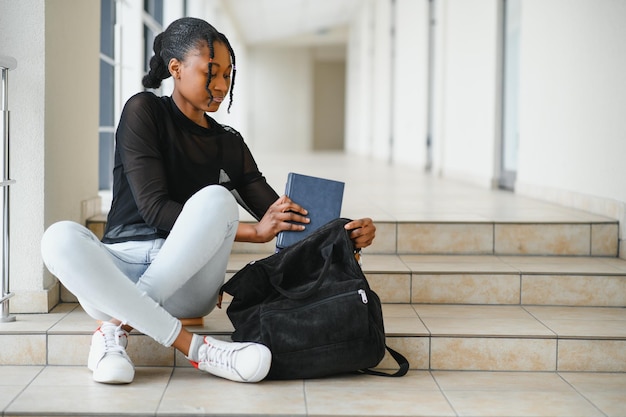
[261,289,368,318]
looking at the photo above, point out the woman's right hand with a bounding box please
[237,195,310,243]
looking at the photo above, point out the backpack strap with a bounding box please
[359,345,410,377]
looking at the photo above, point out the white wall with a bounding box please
[246,46,313,152]
[345,0,431,168]
[433,0,500,187]
[345,0,375,155]
[392,0,430,167]
[370,0,393,161]
[313,59,345,150]
[515,0,626,253]
[0,0,100,312]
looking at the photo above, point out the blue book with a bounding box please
[275,172,345,250]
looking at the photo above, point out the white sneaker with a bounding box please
[191,336,271,383]
[87,322,135,384]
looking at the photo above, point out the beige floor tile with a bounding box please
[6,366,172,415]
[402,255,519,273]
[0,365,44,385]
[444,389,604,417]
[0,334,47,365]
[522,275,626,306]
[592,223,619,256]
[48,305,98,333]
[534,319,626,339]
[126,335,176,367]
[366,221,397,253]
[381,336,430,370]
[382,303,420,318]
[603,257,626,273]
[413,304,537,319]
[194,306,235,334]
[0,302,77,334]
[422,317,554,337]
[226,252,264,271]
[362,254,410,272]
[561,372,626,417]
[395,211,489,222]
[304,371,456,416]
[433,370,572,391]
[159,367,306,415]
[48,334,91,366]
[431,338,557,371]
[525,306,626,321]
[512,307,626,340]
[558,340,626,372]
[0,385,24,413]
[579,391,626,417]
[384,316,429,336]
[495,223,591,255]
[412,273,521,304]
[231,238,276,254]
[398,223,494,255]
[488,207,608,222]
[305,370,440,390]
[561,371,626,391]
[500,255,626,274]
[368,273,411,303]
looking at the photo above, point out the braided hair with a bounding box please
[142,17,237,112]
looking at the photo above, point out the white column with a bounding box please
[0,0,100,313]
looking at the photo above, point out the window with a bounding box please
[99,0,116,191]
[98,0,165,194]
[143,0,164,75]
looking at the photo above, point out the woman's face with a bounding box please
[171,41,232,115]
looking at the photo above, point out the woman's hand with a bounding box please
[236,196,376,249]
[238,195,310,243]
[345,218,376,249]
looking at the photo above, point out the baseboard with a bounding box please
[516,182,625,239]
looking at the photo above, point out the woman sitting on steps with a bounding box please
[40,17,375,385]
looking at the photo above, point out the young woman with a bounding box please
[41,17,375,385]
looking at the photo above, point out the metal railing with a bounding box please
[0,55,16,323]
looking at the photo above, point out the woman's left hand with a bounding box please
[344,218,376,249]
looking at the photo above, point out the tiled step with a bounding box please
[228,253,626,307]
[34,252,625,374]
[89,217,620,256]
[1,302,625,373]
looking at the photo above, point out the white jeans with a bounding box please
[41,185,239,347]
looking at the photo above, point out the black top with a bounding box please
[102,92,278,243]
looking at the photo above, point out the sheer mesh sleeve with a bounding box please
[116,94,182,231]
[224,126,279,220]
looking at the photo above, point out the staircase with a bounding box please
[229,217,626,374]
[0,153,624,416]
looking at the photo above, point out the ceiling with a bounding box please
[221,0,361,46]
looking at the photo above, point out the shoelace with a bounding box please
[100,324,127,355]
[204,341,238,372]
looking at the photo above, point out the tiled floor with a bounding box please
[243,152,616,225]
[1,365,624,416]
[2,151,625,416]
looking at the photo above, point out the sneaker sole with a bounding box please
[93,369,135,384]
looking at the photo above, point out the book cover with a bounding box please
[275,172,345,250]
